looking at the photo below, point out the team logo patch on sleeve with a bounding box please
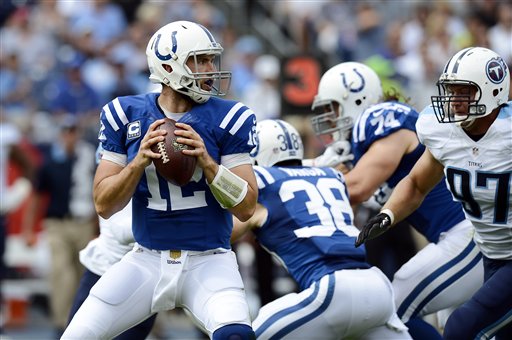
[127,121,141,139]
[98,121,106,142]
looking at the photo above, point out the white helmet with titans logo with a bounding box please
[431,47,509,124]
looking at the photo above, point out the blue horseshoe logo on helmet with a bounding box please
[153,31,178,61]
[341,68,366,93]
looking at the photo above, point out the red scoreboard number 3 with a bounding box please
[281,56,322,114]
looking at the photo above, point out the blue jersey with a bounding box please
[352,101,466,242]
[99,93,256,251]
[252,165,369,290]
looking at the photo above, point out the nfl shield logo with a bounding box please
[170,250,181,259]
[472,147,479,156]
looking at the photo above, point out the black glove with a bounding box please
[354,212,392,247]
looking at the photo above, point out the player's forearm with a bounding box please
[231,217,252,243]
[201,154,220,184]
[382,147,444,225]
[345,177,377,205]
[94,161,145,219]
[231,203,266,243]
[381,175,426,225]
[345,167,386,205]
[227,164,258,221]
[206,162,257,221]
[228,183,257,222]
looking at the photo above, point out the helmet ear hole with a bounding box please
[163,64,173,73]
[493,89,499,97]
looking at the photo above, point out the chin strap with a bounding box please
[208,165,248,209]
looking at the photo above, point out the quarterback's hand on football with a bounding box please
[355,211,393,247]
[175,122,212,169]
[134,119,167,168]
[313,140,354,167]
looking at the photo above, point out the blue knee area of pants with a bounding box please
[444,304,478,340]
[445,307,512,340]
[212,324,255,340]
[406,317,442,340]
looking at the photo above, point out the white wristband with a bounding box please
[380,209,395,225]
[208,165,248,209]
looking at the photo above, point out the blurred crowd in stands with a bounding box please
[1,0,510,146]
[0,0,510,336]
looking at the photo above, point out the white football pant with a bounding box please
[62,245,252,339]
[253,267,412,339]
[393,219,483,323]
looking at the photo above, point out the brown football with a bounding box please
[151,118,197,186]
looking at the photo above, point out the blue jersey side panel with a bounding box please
[352,102,466,242]
[252,166,369,290]
[99,94,256,250]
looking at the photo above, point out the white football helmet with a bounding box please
[311,62,382,144]
[146,21,231,103]
[431,47,509,125]
[252,119,304,167]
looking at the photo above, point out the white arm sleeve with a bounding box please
[101,150,127,167]
[220,153,253,169]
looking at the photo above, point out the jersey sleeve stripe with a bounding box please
[113,98,129,125]
[103,104,120,131]
[255,173,265,189]
[254,166,275,187]
[220,102,244,129]
[356,109,371,143]
[229,109,254,135]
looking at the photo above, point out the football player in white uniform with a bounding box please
[232,119,411,339]
[310,62,483,338]
[356,47,511,339]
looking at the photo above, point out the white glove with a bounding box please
[306,140,354,167]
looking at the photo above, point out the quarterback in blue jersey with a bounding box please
[63,21,258,340]
[232,119,411,339]
[358,47,512,340]
[310,62,483,338]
